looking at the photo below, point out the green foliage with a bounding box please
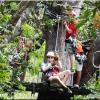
[75,20,86,28]
[28,42,45,75]
[0,96,7,100]
[95,82,100,89]
[22,23,35,39]
[10,2,19,11]
[0,53,10,83]
[0,1,100,99]
[0,14,11,23]
[77,2,99,40]
[18,84,26,91]
[43,16,55,29]
[0,14,11,27]
[0,71,10,83]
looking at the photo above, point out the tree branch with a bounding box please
[1,2,34,44]
[3,82,91,96]
[10,1,34,26]
[33,33,46,50]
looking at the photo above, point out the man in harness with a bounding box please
[74,40,86,88]
[9,29,32,82]
[64,8,78,71]
[41,51,71,90]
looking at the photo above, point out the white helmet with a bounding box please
[47,51,54,57]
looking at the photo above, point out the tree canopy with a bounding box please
[0,1,100,99]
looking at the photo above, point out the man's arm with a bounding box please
[64,21,72,33]
[41,63,52,72]
[57,61,63,71]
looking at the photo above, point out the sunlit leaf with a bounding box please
[10,2,18,11]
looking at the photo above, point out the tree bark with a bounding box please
[80,42,95,85]
[80,35,100,85]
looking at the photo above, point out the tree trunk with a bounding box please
[80,43,95,85]
[81,35,100,85]
[45,20,66,63]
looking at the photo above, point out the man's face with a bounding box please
[25,39,32,49]
[47,56,54,64]
[67,10,74,18]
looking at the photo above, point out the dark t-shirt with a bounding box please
[41,63,59,77]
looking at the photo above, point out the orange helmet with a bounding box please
[76,40,83,53]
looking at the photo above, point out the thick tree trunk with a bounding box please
[45,21,65,63]
[81,35,100,85]
[80,43,95,85]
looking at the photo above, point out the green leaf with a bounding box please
[84,9,91,17]
[18,84,26,91]
[22,23,35,38]
[92,8,97,17]
[10,2,18,11]
[75,20,86,28]
[91,30,97,38]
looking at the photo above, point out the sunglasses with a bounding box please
[47,56,54,59]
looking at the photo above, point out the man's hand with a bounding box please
[47,63,51,66]
[64,21,72,33]
[64,21,67,25]
[47,63,52,69]
[67,29,72,33]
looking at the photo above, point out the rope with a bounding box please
[55,15,61,52]
[92,51,100,68]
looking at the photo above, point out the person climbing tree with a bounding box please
[74,40,86,88]
[20,38,32,82]
[9,29,24,82]
[9,29,32,82]
[41,51,71,89]
[64,7,79,71]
